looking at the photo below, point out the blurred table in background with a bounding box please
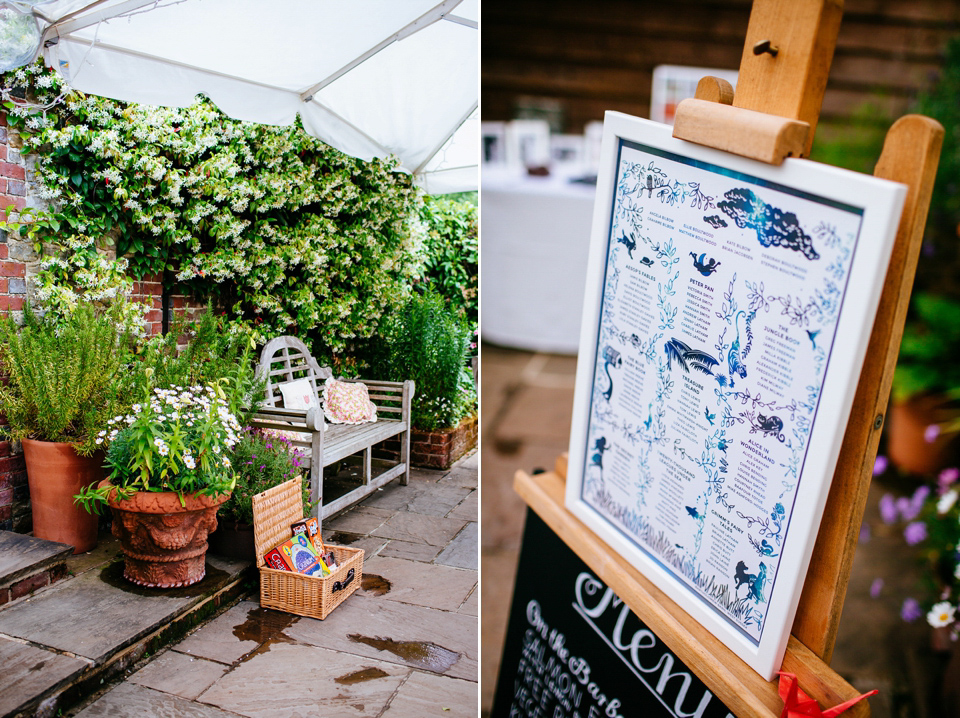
[480,169,596,354]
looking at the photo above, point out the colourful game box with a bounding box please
[263,533,330,577]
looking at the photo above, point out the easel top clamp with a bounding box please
[513,0,944,716]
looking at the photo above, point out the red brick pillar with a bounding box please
[0,111,30,531]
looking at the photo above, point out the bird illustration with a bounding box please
[806,328,820,349]
[685,505,701,519]
[704,406,716,425]
[690,252,721,276]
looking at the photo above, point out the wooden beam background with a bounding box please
[482,0,960,139]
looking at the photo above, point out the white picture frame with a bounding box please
[505,119,551,169]
[481,121,508,166]
[650,65,740,125]
[564,111,906,680]
[550,133,586,171]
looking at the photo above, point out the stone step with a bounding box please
[0,532,252,718]
[0,531,74,607]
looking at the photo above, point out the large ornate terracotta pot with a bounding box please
[21,439,102,554]
[100,480,230,588]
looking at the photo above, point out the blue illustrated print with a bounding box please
[601,346,622,401]
[718,187,820,260]
[690,252,721,276]
[617,231,637,259]
[663,337,719,376]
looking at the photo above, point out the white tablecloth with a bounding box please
[481,170,596,354]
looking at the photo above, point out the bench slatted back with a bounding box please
[259,336,332,408]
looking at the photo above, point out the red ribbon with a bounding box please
[777,672,877,718]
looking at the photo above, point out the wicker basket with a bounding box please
[252,477,363,619]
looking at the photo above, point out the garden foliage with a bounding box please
[0,302,134,454]
[364,291,476,431]
[419,196,478,327]
[2,62,426,356]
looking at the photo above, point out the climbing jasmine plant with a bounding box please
[1,62,426,356]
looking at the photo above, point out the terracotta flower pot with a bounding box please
[887,394,960,476]
[101,480,230,588]
[21,439,102,554]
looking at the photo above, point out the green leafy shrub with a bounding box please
[420,196,478,327]
[893,293,960,402]
[0,302,134,454]
[219,428,308,525]
[364,291,475,430]
[133,306,262,423]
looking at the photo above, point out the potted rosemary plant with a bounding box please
[0,303,133,553]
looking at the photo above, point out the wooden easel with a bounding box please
[512,1,943,716]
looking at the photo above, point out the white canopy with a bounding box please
[22,0,477,194]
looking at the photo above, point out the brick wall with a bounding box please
[0,112,30,532]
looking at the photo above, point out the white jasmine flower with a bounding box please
[928,601,957,628]
[939,489,959,515]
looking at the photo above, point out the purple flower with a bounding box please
[939,468,960,493]
[260,464,266,470]
[870,578,884,598]
[904,521,928,545]
[901,485,930,521]
[266,443,273,449]
[902,597,924,622]
[873,455,889,476]
[859,522,871,543]
[879,493,898,524]
[925,424,942,443]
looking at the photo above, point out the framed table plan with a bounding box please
[565,112,907,679]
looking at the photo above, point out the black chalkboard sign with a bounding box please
[493,509,735,718]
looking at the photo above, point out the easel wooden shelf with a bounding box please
[510,0,944,716]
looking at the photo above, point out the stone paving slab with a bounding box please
[0,555,247,662]
[286,594,477,682]
[435,522,478,570]
[129,650,228,700]
[64,534,124,576]
[458,585,478,617]
[75,683,238,718]
[360,555,476,611]
[382,671,479,718]
[497,384,575,442]
[198,642,409,718]
[364,482,471,517]
[324,506,395,535]
[378,540,443,563]
[0,635,88,717]
[370,512,466,547]
[173,600,264,665]
[448,491,478,522]
[438,466,478,490]
[0,531,73,585]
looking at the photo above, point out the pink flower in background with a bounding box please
[925,423,942,443]
[939,467,960,494]
[904,521,928,545]
[870,578,884,598]
[902,597,923,622]
[873,455,889,476]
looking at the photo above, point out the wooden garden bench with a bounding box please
[248,336,414,527]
